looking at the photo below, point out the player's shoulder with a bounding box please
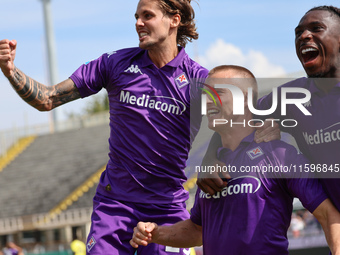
[278,77,309,89]
[100,47,145,74]
[180,48,208,78]
[262,139,297,153]
[260,139,306,163]
[187,58,208,75]
[185,55,206,70]
[104,47,144,62]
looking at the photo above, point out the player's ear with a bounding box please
[170,13,181,28]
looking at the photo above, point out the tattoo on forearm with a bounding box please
[8,67,80,110]
[54,84,80,107]
[8,67,47,105]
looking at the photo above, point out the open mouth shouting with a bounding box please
[138,31,148,41]
[207,108,220,117]
[300,46,320,67]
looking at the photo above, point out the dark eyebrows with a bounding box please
[135,10,155,18]
[295,21,324,32]
[309,21,324,26]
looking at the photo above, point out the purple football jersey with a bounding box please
[257,78,340,210]
[70,47,208,204]
[190,132,327,255]
[3,248,19,255]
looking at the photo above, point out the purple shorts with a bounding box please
[86,193,191,255]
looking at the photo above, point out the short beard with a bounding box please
[139,42,154,50]
[307,72,324,78]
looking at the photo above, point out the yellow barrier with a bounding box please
[183,176,197,191]
[49,165,106,217]
[0,135,37,172]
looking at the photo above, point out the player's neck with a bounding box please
[147,43,179,68]
[220,126,254,151]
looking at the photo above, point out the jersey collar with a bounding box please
[141,46,186,68]
[217,131,256,157]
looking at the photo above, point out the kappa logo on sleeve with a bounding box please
[125,64,143,75]
[247,146,264,160]
[87,236,96,252]
[107,51,117,58]
[175,73,189,89]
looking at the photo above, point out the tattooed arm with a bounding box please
[8,67,80,111]
[0,39,81,111]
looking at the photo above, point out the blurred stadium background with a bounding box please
[0,79,331,254]
[0,0,331,253]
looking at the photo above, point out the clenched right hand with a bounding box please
[0,39,17,77]
[130,222,158,248]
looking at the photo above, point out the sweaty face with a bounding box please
[295,10,340,78]
[135,0,172,50]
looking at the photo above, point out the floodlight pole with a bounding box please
[41,0,58,132]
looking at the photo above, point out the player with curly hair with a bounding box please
[0,1,208,254]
